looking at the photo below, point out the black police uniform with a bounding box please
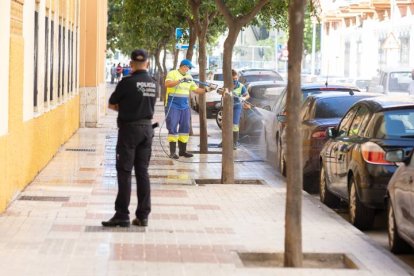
[108,69,156,222]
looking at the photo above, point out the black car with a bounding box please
[385,148,414,254]
[279,92,377,193]
[264,84,361,170]
[320,96,414,230]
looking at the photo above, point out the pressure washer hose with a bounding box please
[158,82,264,163]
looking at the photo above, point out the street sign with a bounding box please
[176,28,184,40]
[175,43,189,50]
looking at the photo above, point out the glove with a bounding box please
[180,78,192,83]
[216,87,225,95]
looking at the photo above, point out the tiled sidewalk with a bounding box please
[0,91,413,275]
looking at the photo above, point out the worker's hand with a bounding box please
[180,78,192,83]
[205,83,218,92]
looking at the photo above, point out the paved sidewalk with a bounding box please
[0,92,413,275]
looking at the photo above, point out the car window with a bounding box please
[383,109,414,137]
[337,106,359,137]
[301,97,313,121]
[314,96,363,119]
[388,72,412,92]
[272,88,286,113]
[250,86,280,101]
[213,74,223,81]
[349,105,370,137]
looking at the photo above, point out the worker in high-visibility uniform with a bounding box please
[164,59,214,159]
[218,69,250,149]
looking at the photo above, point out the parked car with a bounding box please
[368,68,412,95]
[319,96,414,230]
[385,148,414,254]
[278,92,377,193]
[238,69,284,85]
[264,84,361,171]
[190,69,223,118]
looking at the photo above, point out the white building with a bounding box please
[319,0,414,78]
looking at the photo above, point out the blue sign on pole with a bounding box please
[175,43,189,50]
[176,28,184,40]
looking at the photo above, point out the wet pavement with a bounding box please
[0,84,413,275]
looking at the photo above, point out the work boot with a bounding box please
[233,131,239,150]
[169,142,179,159]
[178,141,193,158]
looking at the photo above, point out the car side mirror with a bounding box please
[277,114,286,123]
[263,105,271,111]
[326,127,337,138]
[385,149,410,164]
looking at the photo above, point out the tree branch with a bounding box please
[238,0,269,27]
[214,0,234,25]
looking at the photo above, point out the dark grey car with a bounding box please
[386,148,414,254]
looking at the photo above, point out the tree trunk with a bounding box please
[198,35,208,153]
[173,48,179,69]
[221,90,234,184]
[186,23,197,60]
[154,48,164,102]
[221,27,239,183]
[284,0,306,268]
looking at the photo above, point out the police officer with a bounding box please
[102,49,156,228]
[165,59,215,159]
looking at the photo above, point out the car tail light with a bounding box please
[311,130,327,139]
[361,142,392,165]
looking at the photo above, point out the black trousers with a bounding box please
[114,122,153,220]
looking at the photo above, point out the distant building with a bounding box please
[0,0,107,212]
[319,0,414,78]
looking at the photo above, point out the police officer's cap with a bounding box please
[180,59,194,69]
[131,49,148,62]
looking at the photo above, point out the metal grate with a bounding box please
[18,196,70,202]
[66,148,96,152]
[85,226,146,232]
[195,179,265,185]
[237,252,359,269]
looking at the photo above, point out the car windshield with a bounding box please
[244,74,283,83]
[213,74,223,81]
[302,88,358,101]
[382,109,414,138]
[314,96,366,119]
[388,72,411,92]
[250,86,280,101]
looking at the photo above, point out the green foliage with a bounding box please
[303,10,321,54]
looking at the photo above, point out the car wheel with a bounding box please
[279,146,286,177]
[349,176,375,230]
[319,165,339,208]
[216,108,223,129]
[387,199,411,254]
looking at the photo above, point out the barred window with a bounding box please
[44,15,49,103]
[34,10,39,108]
[50,19,54,102]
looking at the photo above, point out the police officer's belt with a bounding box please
[119,119,152,126]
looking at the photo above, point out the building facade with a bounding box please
[0,0,107,212]
[319,0,414,78]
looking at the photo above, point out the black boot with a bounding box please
[233,131,239,150]
[178,141,193,158]
[169,142,179,159]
